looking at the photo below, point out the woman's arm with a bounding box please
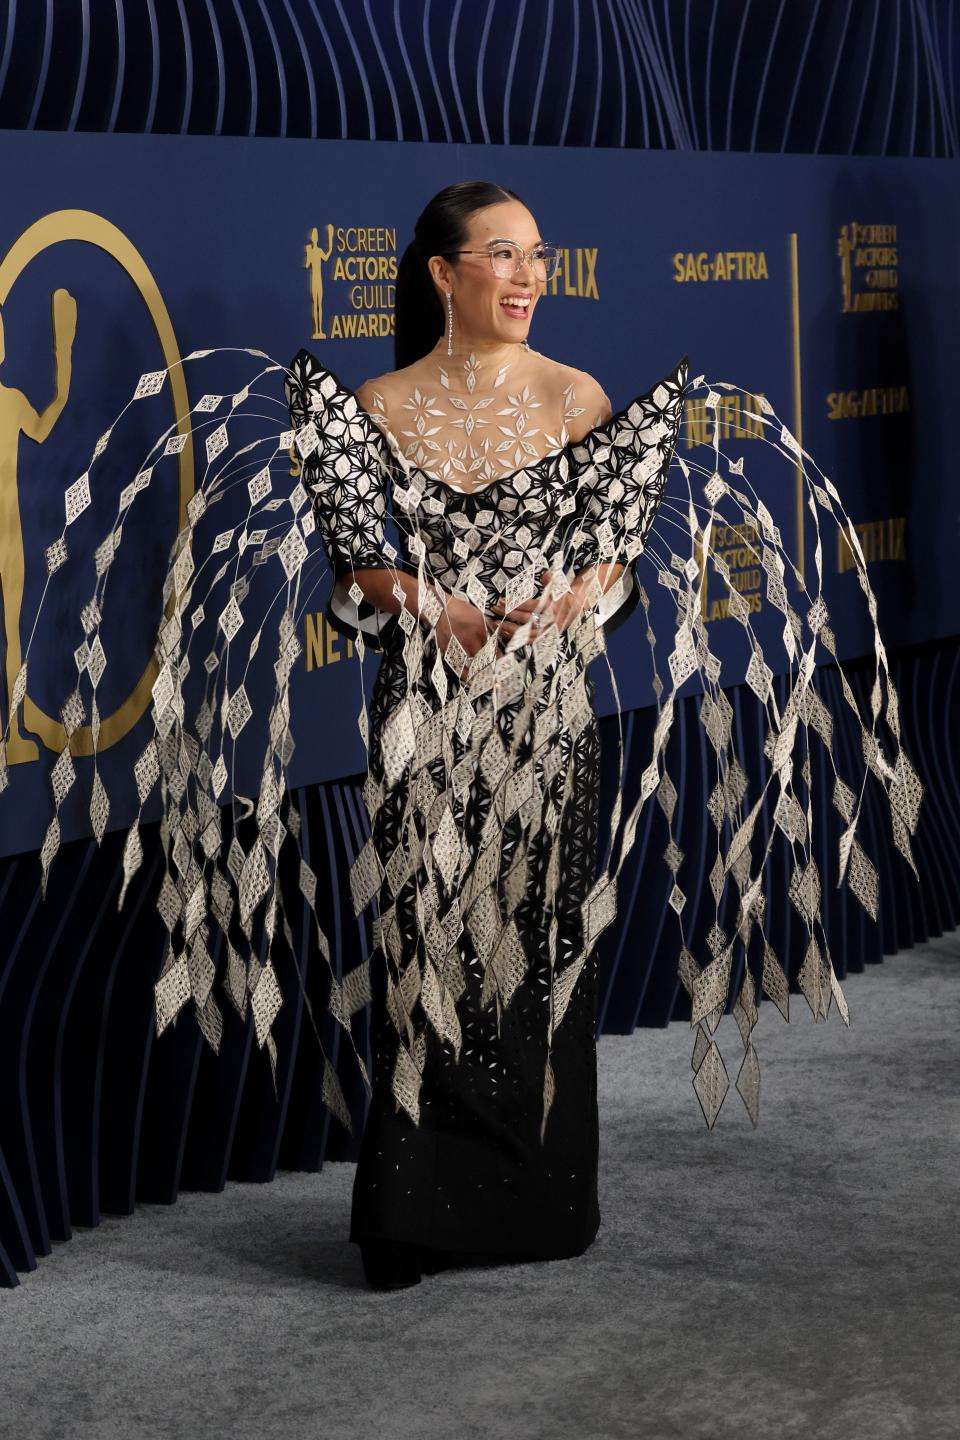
[351,567,490,662]
[571,560,625,600]
[348,566,429,622]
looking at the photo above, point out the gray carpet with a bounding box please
[3,934,958,1440]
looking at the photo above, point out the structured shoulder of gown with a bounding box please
[565,354,688,640]
[285,346,391,456]
[285,346,400,652]
[567,353,689,457]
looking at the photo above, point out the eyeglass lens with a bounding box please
[489,241,558,281]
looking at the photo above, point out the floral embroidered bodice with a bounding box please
[360,347,609,493]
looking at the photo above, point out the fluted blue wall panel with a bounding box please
[1,0,957,155]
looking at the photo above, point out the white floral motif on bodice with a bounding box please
[368,351,588,491]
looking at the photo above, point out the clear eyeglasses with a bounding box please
[451,238,561,282]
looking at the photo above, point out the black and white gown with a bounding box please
[13,340,921,1258]
[285,349,687,1262]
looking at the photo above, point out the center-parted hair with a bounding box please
[394,180,523,370]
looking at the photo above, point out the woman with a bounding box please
[285,180,687,1289]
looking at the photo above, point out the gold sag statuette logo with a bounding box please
[305,225,398,340]
[0,209,193,765]
[837,223,899,312]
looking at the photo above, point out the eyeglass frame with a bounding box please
[446,237,561,281]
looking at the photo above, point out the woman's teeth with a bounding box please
[499,296,531,317]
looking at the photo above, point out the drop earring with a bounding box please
[446,291,454,356]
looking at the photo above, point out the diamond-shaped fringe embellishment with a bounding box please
[250,961,283,1047]
[89,770,110,844]
[39,816,61,896]
[890,808,918,879]
[705,922,727,958]
[322,1057,352,1133]
[222,944,248,1018]
[704,1002,724,1035]
[540,1055,556,1143]
[391,1042,422,1124]
[847,838,879,919]
[692,1024,711,1071]
[676,945,699,997]
[349,837,382,916]
[797,937,832,1020]
[656,771,677,822]
[46,536,68,575]
[762,942,790,1020]
[830,966,851,1026]
[583,876,617,947]
[154,952,190,1034]
[890,750,923,834]
[196,992,224,1053]
[118,823,143,908]
[691,948,731,1025]
[736,1042,761,1126]
[693,1040,729,1128]
[64,472,91,524]
[733,970,758,1046]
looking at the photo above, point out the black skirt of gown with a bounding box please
[349,625,603,1262]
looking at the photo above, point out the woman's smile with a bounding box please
[497,291,534,321]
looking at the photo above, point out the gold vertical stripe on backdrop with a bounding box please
[789,232,804,582]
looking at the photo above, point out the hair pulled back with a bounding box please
[394,179,523,370]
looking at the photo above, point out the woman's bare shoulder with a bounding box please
[356,357,431,415]
[354,371,391,415]
[530,353,612,438]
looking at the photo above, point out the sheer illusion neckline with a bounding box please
[358,400,573,497]
[362,351,578,498]
[297,353,677,497]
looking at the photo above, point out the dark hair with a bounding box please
[394,180,523,369]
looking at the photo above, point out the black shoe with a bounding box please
[418,1246,453,1275]
[360,1239,423,1290]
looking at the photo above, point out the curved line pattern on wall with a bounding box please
[0,0,958,154]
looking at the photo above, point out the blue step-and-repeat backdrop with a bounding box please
[1,131,957,858]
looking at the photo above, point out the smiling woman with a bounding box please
[284,180,685,1290]
[278,179,919,1293]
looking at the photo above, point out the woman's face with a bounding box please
[433,200,546,348]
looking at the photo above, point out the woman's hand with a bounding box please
[489,569,590,643]
[434,594,492,660]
